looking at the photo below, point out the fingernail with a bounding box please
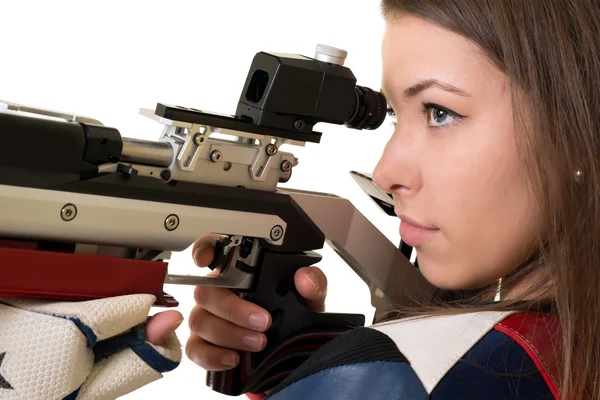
[221,354,237,367]
[166,316,184,334]
[171,317,184,330]
[305,271,321,294]
[249,313,269,330]
[243,333,263,350]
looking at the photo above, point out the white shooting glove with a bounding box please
[0,294,181,400]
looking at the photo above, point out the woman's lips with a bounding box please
[397,214,440,247]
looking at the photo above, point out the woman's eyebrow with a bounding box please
[404,79,471,99]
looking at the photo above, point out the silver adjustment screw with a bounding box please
[266,144,278,156]
[210,150,222,162]
[270,225,284,241]
[194,133,205,145]
[280,160,293,172]
[61,204,77,221]
[165,214,180,231]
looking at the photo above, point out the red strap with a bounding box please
[494,312,562,399]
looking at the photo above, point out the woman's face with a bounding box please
[373,14,541,290]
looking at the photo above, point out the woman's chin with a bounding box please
[418,260,492,293]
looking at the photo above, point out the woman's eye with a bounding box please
[429,107,454,126]
[421,102,463,129]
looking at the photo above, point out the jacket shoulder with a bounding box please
[265,311,558,400]
[266,325,428,399]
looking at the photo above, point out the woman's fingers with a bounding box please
[185,334,240,371]
[193,284,272,332]
[191,234,225,267]
[189,306,267,352]
[294,266,328,312]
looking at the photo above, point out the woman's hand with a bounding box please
[184,234,328,371]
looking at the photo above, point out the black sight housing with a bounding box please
[236,48,387,135]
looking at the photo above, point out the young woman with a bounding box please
[153,0,600,398]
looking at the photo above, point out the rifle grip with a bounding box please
[206,250,365,396]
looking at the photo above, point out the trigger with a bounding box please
[207,239,231,271]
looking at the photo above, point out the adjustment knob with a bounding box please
[314,44,348,65]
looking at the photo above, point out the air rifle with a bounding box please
[0,44,436,396]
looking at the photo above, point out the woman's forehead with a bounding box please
[380,15,507,102]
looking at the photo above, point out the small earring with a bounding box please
[574,169,583,182]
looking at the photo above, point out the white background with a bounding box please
[0,1,402,398]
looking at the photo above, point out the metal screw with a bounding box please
[194,133,205,145]
[165,214,180,231]
[61,204,77,221]
[280,160,293,172]
[210,150,222,162]
[266,144,278,156]
[160,169,171,181]
[270,225,284,241]
[294,120,305,130]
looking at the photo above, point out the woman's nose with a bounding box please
[372,128,422,198]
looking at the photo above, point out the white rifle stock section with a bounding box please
[0,185,285,252]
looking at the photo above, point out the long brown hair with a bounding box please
[380,1,600,398]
